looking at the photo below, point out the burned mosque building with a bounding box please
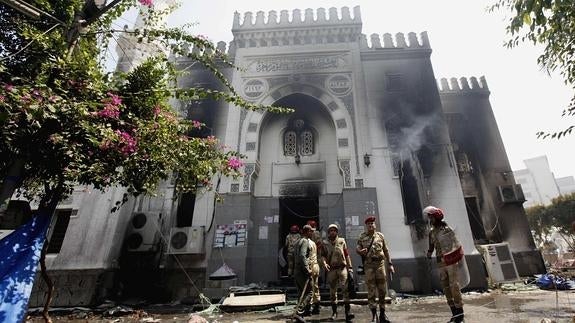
[6,6,544,306]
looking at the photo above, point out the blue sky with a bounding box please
[112,0,575,178]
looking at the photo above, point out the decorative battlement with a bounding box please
[170,40,235,59]
[360,32,430,49]
[438,76,489,93]
[231,6,363,49]
[232,6,361,30]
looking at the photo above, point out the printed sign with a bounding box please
[214,223,247,248]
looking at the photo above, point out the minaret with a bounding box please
[115,0,176,72]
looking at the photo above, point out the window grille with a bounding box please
[284,131,297,156]
[283,119,315,157]
[300,131,314,155]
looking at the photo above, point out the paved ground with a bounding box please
[28,289,575,322]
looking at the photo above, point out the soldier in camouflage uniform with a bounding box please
[294,224,320,319]
[321,223,354,322]
[306,220,322,314]
[424,206,464,323]
[285,224,301,277]
[356,216,394,323]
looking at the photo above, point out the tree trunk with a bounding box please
[67,0,124,56]
[37,187,64,323]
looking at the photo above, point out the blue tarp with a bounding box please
[536,273,575,290]
[0,214,51,322]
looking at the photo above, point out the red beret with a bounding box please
[365,216,376,224]
[307,220,317,228]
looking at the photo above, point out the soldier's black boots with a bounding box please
[344,303,354,322]
[449,306,457,322]
[311,303,320,315]
[293,314,306,323]
[380,307,391,323]
[297,304,311,317]
[330,304,337,321]
[370,308,377,322]
[453,307,464,323]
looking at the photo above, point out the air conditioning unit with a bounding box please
[0,229,14,241]
[477,243,520,284]
[125,212,161,252]
[497,184,525,203]
[167,226,205,254]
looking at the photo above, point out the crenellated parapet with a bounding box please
[360,32,430,50]
[233,6,361,29]
[438,76,490,94]
[231,6,362,49]
[169,40,238,67]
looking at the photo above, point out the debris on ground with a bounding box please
[499,281,539,291]
[187,314,208,323]
[536,273,575,290]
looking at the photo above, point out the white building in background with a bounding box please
[513,155,575,208]
[556,176,575,196]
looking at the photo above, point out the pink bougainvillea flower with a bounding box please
[3,84,14,92]
[227,157,243,170]
[191,120,202,128]
[138,0,153,7]
[97,104,120,119]
[115,130,138,156]
[153,105,162,116]
[107,92,122,106]
[0,95,5,102]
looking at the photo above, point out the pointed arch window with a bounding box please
[283,119,315,156]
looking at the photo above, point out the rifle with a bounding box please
[358,234,376,275]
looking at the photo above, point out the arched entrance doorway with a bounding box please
[256,93,339,278]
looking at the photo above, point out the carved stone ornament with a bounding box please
[243,78,268,99]
[326,74,352,96]
[246,54,348,74]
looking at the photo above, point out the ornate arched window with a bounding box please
[284,131,297,156]
[283,119,315,157]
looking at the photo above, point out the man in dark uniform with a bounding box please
[356,215,394,323]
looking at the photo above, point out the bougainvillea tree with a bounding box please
[0,0,286,319]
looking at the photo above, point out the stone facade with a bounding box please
[19,6,545,306]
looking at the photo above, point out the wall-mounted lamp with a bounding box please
[295,154,301,165]
[500,171,512,181]
[364,153,371,167]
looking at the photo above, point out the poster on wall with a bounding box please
[214,222,247,248]
[258,225,268,240]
